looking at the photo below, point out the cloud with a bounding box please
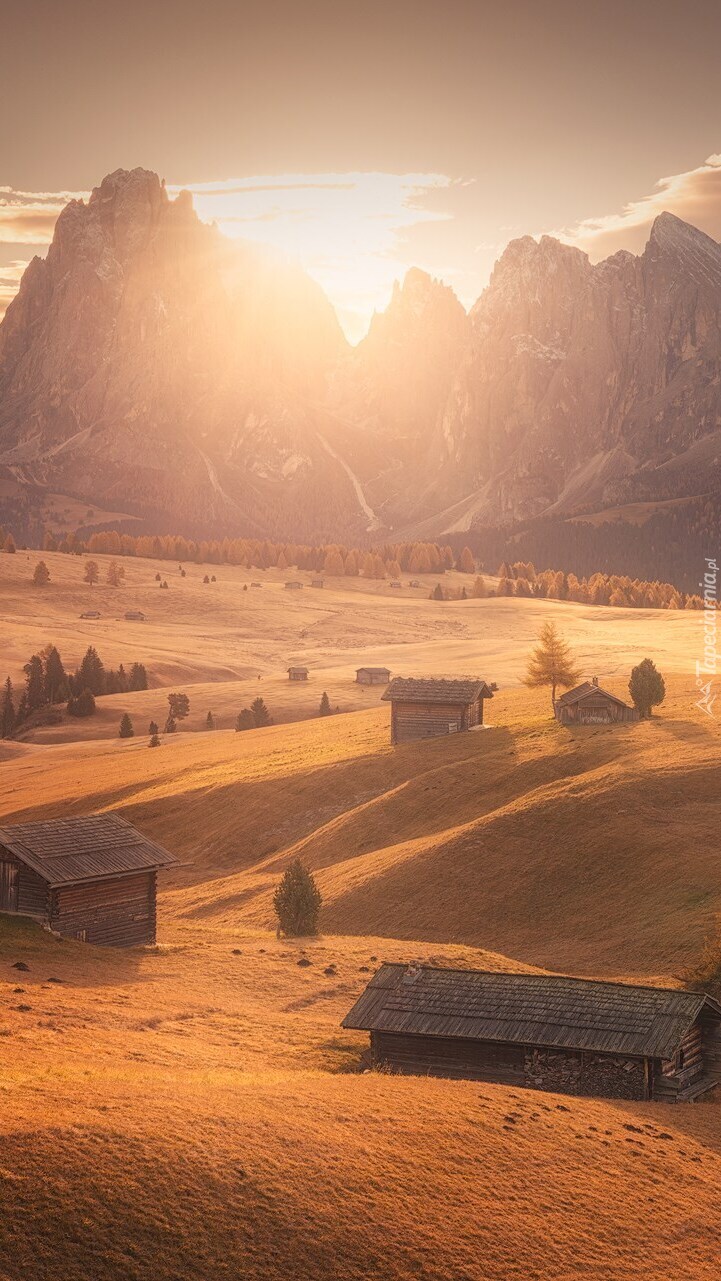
[554,154,721,259]
[0,186,86,245]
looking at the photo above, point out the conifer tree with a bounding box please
[457,546,475,573]
[319,691,331,716]
[164,714,177,733]
[431,583,444,600]
[472,575,487,598]
[629,658,666,719]
[23,655,45,713]
[149,720,159,735]
[78,646,106,696]
[1,677,15,738]
[168,692,190,720]
[236,708,255,731]
[149,732,161,748]
[273,859,322,937]
[83,559,99,586]
[251,696,272,727]
[524,622,580,712]
[106,560,124,587]
[42,646,69,704]
[206,711,215,729]
[3,534,16,553]
[33,560,50,585]
[119,713,134,738]
[128,663,148,691]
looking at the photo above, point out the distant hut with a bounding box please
[285,581,303,590]
[555,677,639,725]
[356,666,391,686]
[343,965,721,1102]
[124,610,146,621]
[0,814,178,947]
[390,581,402,589]
[311,579,325,588]
[80,611,101,620]
[382,676,493,744]
[409,579,421,588]
[288,665,309,681]
[251,582,262,588]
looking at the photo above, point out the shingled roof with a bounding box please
[342,965,721,1060]
[381,677,493,704]
[0,815,178,887]
[556,681,629,707]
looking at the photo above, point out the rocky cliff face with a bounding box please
[427,212,721,527]
[2,174,721,542]
[0,168,354,539]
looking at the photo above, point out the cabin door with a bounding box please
[0,861,18,911]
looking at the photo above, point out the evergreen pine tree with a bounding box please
[128,663,148,691]
[0,677,15,738]
[32,560,50,585]
[149,732,161,748]
[4,534,16,553]
[629,658,666,718]
[42,646,69,704]
[78,646,106,695]
[83,560,100,586]
[319,691,331,716]
[23,655,45,713]
[273,859,322,937]
[457,546,475,573]
[431,583,444,600]
[164,714,177,733]
[149,721,159,735]
[206,711,215,729]
[251,697,272,727]
[119,713,134,738]
[67,689,96,718]
[168,692,190,720]
[236,709,255,731]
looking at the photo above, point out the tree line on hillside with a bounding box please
[1,646,149,737]
[429,563,705,610]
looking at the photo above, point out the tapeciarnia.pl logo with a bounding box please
[695,557,718,717]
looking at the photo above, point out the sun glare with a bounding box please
[172,172,452,341]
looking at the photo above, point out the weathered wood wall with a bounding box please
[557,696,639,725]
[0,855,48,917]
[391,697,484,743]
[49,871,157,947]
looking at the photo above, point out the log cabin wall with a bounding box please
[391,699,481,743]
[371,1031,526,1084]
[49,871,157,946]
[654,1018,709,1101]
[0,853,49,918]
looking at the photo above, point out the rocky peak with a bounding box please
[645,210,721,289]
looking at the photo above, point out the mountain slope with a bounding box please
[0,168,360,540]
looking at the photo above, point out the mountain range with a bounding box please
[1,167,720,548]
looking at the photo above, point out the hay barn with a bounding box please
[0,815,178,947]
[555,678,640,725]
[382,676,493,744]
[288,665,309,681]
[356,666,391,686]
[284,581,303,590]
[124,610,146,621]
[343,966,721,1102]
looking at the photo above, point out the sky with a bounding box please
[3,0,721,339]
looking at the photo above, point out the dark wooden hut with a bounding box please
[343,965,721,1102]
[288,665,309,681]
[356,666,392,686]
[311,579,324,588]
[284,581,303,590]
[0,814,178,947]
[555,678,639,725]
[382,676,493,744]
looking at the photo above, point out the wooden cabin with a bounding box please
[555,678,639,725]
[356,666,391,686]
[311,579,324,588]
[288,665,309,681]
[124,610,146,621]
[343,965,721,1103]
[382,676,493,744]
[284,581,303,590]
[0,814,178,947]
[80,610,101,619]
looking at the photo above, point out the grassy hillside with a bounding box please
[2,917,721,1281]
[1,681,718,976]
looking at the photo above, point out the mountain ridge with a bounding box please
[1,169,720,545]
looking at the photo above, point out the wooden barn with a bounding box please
[0,815,178,947]
[356,666,391,686]
[124,610,146,621]
[382,676,493,744]
[284,581,303,590]
[311,579,324,588]
[343,966,721,1102]
[555,677,639,725]
[288,665,309,681]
